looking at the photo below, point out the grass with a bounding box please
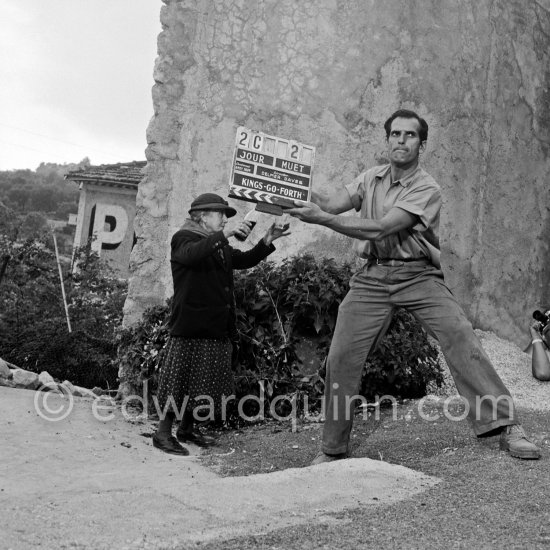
[192,399,550,549]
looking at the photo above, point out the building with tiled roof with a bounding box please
[65,161,146,188]
[65,161,146,278]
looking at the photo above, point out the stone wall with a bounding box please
[124,0,550,349]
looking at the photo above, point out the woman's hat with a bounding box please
[188,193,237,218]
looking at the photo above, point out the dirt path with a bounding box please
[1,386,438,549]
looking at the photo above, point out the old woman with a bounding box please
[153,193,288,454]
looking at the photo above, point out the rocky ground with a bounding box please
[430,329,550,411]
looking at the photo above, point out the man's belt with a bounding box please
[372,257,429,267]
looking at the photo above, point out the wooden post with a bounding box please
[52,232,72,333]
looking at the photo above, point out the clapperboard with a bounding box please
[228,127,315,215]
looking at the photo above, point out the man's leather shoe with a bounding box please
[500,425,541,459]
[310,451,347,465]
[176,429,216,448]
[152,433,190,455]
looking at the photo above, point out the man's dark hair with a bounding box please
[384,109,428,142]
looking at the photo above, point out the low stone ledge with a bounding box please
[12,369,40,390]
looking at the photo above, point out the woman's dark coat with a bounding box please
[169,220,275,339]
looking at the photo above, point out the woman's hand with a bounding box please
[223,219,254,240]
[262,220,291,246]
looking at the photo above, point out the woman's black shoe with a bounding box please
[152,433,190,455]
[176,429,216,448]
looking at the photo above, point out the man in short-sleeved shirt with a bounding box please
[287,109,540,463]
[346,164,442,267]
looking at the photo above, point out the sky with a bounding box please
[0,0,162,171]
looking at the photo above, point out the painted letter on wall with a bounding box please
[89,203,129,254]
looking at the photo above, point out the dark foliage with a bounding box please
[0,165,81,219]
[0,234,126,389]
[116,302,172,393]
[361,308,442,400]
[117,254,443,424]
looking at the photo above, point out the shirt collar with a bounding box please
[374,164,421,188]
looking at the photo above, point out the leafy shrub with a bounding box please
[12,325,118,389]
[361,308,442,400]
[0,235,126,389]
[117,254,443,423]
[116,302,172,393]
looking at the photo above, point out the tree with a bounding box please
[0,201,16,237]
[19,212,48,239]
[7,186,31,210]
[28,186,59,212]
[0,165,79,218]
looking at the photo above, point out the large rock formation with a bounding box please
[124,0,550,350]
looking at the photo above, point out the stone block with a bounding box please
[0,359,13,380]
[73,385,91,398]
[61,380,77,395]
[12,369,40,390]
[38,371,56,389]
[0,377,16,388]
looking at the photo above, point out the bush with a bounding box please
[117,254,443,423]
[361,308,442,400]
[0,235,126,389]
[12,325,118,389]
[116,302,172,393]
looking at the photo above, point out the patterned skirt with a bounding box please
[155,336,235,420]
